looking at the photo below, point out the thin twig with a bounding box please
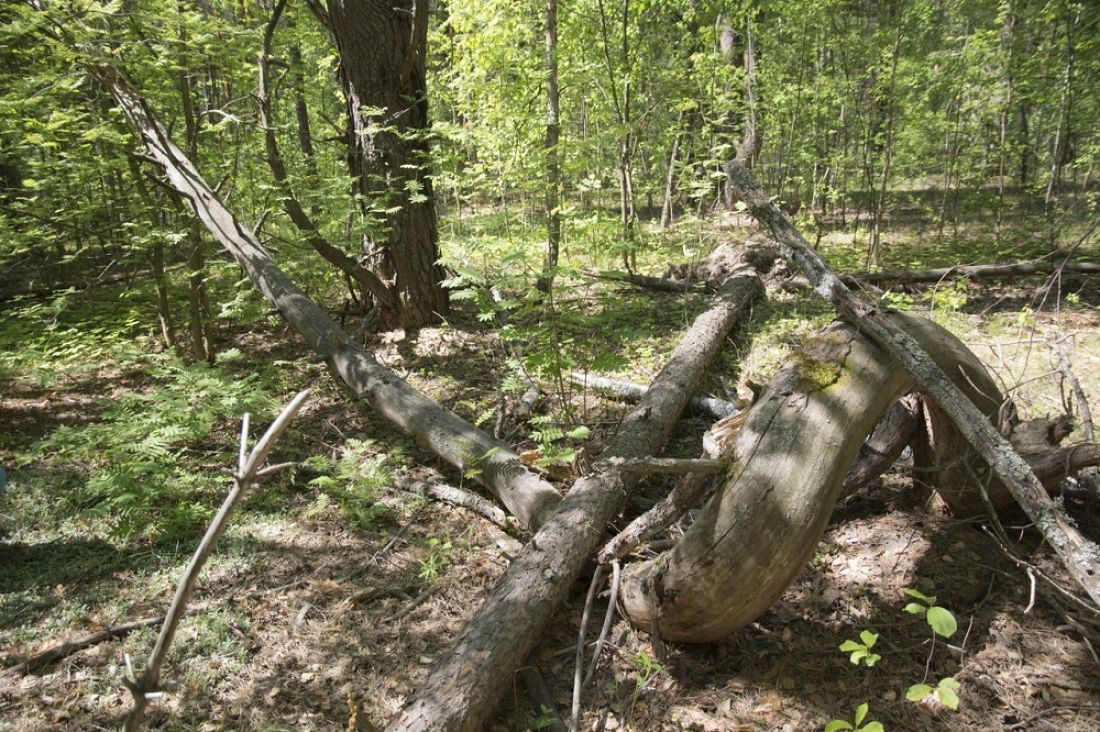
[123,390,309,731]
[583,560,621,690]
[570,567,606,732]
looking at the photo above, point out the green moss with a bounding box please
[791,352,843,391]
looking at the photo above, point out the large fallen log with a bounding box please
[618,314,1100,642]
[726,162,1100,606]
[96,66,561,530]
[385,271,763,731]
[843,259,1099,285]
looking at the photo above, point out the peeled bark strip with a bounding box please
[841,395,921,496]
[727,162,1100,606]
[97,66,560,530]
[386,271,763,731]
[843,259,1099,285]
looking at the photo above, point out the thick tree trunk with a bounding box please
[385,271,763,731]
[327,0,447,328]
[259,0,395,310]
[727,162,1100,606]
[97,66,561,531]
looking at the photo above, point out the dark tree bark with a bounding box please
[327,0,447,329]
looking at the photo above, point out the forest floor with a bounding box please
[2,210,1100,731]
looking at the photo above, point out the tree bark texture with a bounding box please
[327,0,447,328]
[98,66,560,531]
[726,161,1100,607]
[385,271,763,731]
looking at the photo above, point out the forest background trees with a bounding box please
[2,0,1096,324]
[2,0,1099,730]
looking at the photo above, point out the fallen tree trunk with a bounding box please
[619,313,1002,640]
[570,371,738,419]
[385,271,763,731]
[96,66,561,530]
[726,162,1100,606]
[582,268,699,293]
[843,259,1099,285]
[619,314,1100,641]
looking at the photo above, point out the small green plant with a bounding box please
[902,588,958,638]
[418,536,453,581]
[528,415,589,469]
[304,439,394,530]
[839,629,881,667]
[825,702,884,732]
[903,587,961,711]
[907,676,960,710]
[24,354,276,539]
[529,704,557,730]
[627,649,664,697]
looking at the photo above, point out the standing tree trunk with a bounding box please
[537,0,562,292]
[176,46,215,363]
[721,13,762,207]
[327,0,448,329]
[868,1,904,268]
[597,0,637,272]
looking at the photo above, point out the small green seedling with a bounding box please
[839,630,881,667]
[907,676,960,710]
[902,588,957,638]
[825,702,884,732]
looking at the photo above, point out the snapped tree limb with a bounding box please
[94,64,561,530]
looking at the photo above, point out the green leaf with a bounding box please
[926,606,957,638]
[936,684,959,710]
[861,722,884,732]
[839,640,863,653]
[858,630,878,647]
[903,588,935,604]
[566,425,591,440]
[907,683,934,702]
[903,602,927,616]
[824,721,853,732]
[854,702,868,725]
